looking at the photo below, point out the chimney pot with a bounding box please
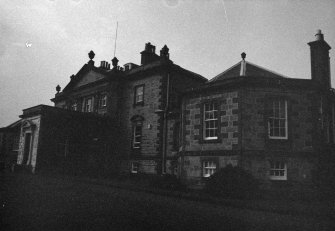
[315,29,324,41]
[160,45,170,60]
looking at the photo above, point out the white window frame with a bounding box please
[203,102,218,140]
[131,162,139,173]
[71,102,77,111]
[100,94,107,107]
[268,99,288,139]
[269,161,287,180]
[202,161,217,177]
[132,122,142,149]
[135,85,144,104]
[84,97,93,112]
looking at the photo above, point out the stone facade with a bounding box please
[183,91,239,152]
[121,74,163,173]
[178,30,335,189]
[43,43,206,175]
[2,31,334,193]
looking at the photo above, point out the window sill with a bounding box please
[201,138,221,144]
[204,137,218,140]
[268,136,288,140]
[269,177,287,181]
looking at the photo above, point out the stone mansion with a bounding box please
[1,30,334,189]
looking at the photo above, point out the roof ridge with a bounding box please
[245,61,290,79]
[209,61,242,82]
[209,60,291,83]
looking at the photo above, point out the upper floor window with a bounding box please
[71,103,77,111]
[134,85,144,105]
[268,99,287,139]
[84,97,93,112]
[269,161,287,180]
[132,122,142,149]
[203,102,218,140]
[99,94,107,107]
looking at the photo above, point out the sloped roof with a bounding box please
[210,60,289,82]
[125,59,207,82]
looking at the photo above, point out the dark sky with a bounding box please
[1,0,335,127]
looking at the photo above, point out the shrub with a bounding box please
[205,165,259,199]
[151,174,187,191]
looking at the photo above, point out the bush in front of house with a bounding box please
[151,174,187,191]
[205,165,259,199]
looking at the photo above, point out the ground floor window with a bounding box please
[203,161,217,177]
[131,162,139,173]
[12,135,20,151]
[269,161,287,180]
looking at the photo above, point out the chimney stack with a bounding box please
[308,30,332,88]
[160,45,170,61]
[100,61,110,70]
[140,42,160,65]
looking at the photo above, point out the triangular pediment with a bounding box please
[73,69,107,88]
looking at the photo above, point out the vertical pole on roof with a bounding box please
[113,21,119,58]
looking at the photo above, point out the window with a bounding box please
[12,135,20,151]
[131,162,139,173]
[134,85,144,105]
[84,97,93,112]
[71,103,77,111]
[203,161,217,177]
[203,102,218,140]
[269,161,287,180]
[268,99,287,139]
[132,122,142,149]
[99,94,107,107]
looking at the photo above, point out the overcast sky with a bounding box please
[1,0,335,127]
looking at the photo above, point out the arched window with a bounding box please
[130,115,144,149]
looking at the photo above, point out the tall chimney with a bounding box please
[308,30,332,88]
[160,45,170,61]
[140,42,159,65]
